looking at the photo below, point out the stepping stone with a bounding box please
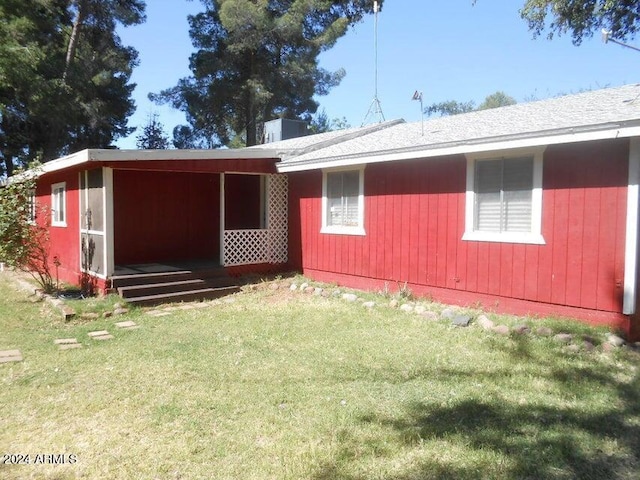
[88,330,114,340]
[115,320,139,330]
[148,311,172,317]
[0,349,23,363]
[59,343,82,350]
[54,338,79,345]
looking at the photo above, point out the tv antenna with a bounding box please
[362,0,385,125]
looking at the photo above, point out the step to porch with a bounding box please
[110,265,241,306]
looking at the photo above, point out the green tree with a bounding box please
[477,91,517,110]
[424,100,476,117]
[0,170,55,292]
[519,0,640,44]
[153,0,382,147]
[136,112,170,149]
[425,91,516,117]
[309,109,351,134]
[0,0,145,176]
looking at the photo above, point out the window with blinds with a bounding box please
[463,149,545,245]
[322,168,365,235]
[474,157,533,233]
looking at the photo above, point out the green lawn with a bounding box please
[0,274,639,479]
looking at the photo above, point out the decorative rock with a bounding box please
[606,333,626,347]
[452,315,472,327]
[103,311,113,318]
[389,299,399,308]
[313,287,324,296]
[602,342,615,353]
[269,282,280,290]
[535,326,553,336]
[414,305,427,315]
[362,301,376,309]
[300,282,309,290]
[80,312,100,320]
[583,341,595,352]
[113,303,124,310]
[492,325,510,336]
[304,286,315,294]
[477,315,494,330]
[0,349,23,363]
[289,284,298,291]
[566,344,581,353]
[554,333,573,344]
[332,289,342,297]
[440,307,457,320]
[400,304,414,313]
[421,311,439,321]
[512,325,531,335]
[113,308,129,315]
[342,293,358,302]
[321,290,330,298]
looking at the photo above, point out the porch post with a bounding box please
[220,173,225,266]
[623,138,640,314]
[104,167,115,278]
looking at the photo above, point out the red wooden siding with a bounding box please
[113,170,220,265]
[288,138,630,321]
[36,170,82,287]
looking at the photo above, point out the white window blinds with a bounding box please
[326,170,360,227]
[474,157,533,233]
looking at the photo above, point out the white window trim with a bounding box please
[321,166,366,236]
[51,182,67,227]
[462,148,545,245]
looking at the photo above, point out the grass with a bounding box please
[0,274,639,479]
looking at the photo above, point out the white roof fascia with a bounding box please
[277,125,640,173]
[37,148,280,176]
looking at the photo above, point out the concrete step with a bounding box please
[124,285,241,307]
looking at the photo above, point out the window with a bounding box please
[463,149,544,244]
[51,182,66,227]
[321,167,365,235]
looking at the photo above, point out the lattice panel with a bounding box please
[223,174,288,266]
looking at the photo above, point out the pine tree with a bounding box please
[136,113,170,149]
[153,0,382,147]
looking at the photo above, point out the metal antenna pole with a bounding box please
[362,0,385,125]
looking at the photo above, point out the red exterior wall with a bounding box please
[36,170,82,288]
[113,170,220,265]
[288,139,631,331]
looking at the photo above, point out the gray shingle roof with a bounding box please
[276,84,640,171]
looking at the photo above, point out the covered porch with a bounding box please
[71,150,288,298]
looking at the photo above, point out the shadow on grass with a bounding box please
[312,335,640,480]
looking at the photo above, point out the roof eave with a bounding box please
[277,123,640,172]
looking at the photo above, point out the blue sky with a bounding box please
[115,0,638,149]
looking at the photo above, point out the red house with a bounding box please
[26,85,640,338]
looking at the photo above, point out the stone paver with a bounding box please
[115,320,139,330]
[54,338,79,345]
[59,343,82,350]
[148,311,172,317]
[88,330,114,340]
[0,349,23,363]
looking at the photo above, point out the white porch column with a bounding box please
[623,137,640,314]
[219,173,225,265]
[104,167,115,278]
